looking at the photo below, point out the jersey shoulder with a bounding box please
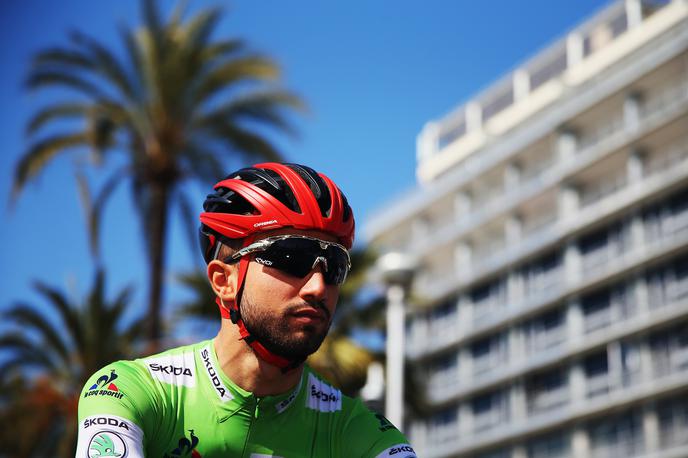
[78,340,206,422]
[304,368,417,458]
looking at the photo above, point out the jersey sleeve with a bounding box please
[340,399,417,458]
[75,360,158,458]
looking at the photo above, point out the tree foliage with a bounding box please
[0,270,145,458]
[14,0,305,344]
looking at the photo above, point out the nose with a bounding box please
[299,264,328,302]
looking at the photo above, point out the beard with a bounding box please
[239,294,332,361]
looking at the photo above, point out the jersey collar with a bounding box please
[196,340,305,421]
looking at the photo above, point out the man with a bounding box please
[76,163,417,457]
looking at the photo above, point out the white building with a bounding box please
[365,1,688,457]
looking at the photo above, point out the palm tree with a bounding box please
[12,0,305,344]
[0,269,145,458]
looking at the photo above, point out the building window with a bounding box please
[471,333,507,377]
[578,221,629,275]
[646,254,688,309]
[524,307,566,354]
[521,251,562,298]
[428,407,458,443]
[619,341,641,387]
[470,277,507,325]
[581,289,612,332]
[476,449,511,458]
[588,409,643,458]
[428,353,459,391]
[472,390,509,432]
[581,282,635,333]
[584,351,610,398]
[526,367,569,414]
[657,394,688,449]
[527,430,570,458]
[643,186,688,242]
[649,321,688,378]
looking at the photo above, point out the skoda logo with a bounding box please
[88,431,127,457]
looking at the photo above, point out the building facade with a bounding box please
[365,1,688,457]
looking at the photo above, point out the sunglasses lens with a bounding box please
[323,246,349,285]
[253,238,349,285]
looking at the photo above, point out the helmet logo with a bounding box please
[253,219,278,228]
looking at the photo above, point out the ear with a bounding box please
[207,260,238,304]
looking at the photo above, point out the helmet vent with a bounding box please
[286,163,332,217]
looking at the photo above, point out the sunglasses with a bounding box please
[223,235,351,285]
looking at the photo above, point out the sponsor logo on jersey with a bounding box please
[84,417,130,431]
[306,373,341,412]
[145,352,196,387]
[375,413,396,432]
[275,374,303,414]
[87,431,127,458]
[163,429,201,458]
[84,370,124,400]
[250,454,284,458]
[199,346,233,402]
[375,444,417,458]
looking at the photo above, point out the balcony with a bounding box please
[525,326,567,355]
[527,386,570,415]
[473,351,508,380]
[409,76,688,277]
[586,373,614,398]
[589,436,644,458]
[473,408,508,433]
[428,367,461,395]
[414,0,685,184]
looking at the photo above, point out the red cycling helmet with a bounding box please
[198,162,355,371]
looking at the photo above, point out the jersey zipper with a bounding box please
[241,397,262,458]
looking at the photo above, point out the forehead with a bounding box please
[252,228,339,244]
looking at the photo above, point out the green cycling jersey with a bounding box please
[76,339,416,458]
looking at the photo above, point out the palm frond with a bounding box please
[69,30,138,101]
[175,270,216,320]
[75,167,129,260]
[12,132,89,198]
[191,56,281,106]
[179,7,222,56]
[118,24,146,102]
[195,90,305,137]
[25,102,91,135]
[0,336,60,376]
[25,70,109,100]
[195,120,283,162]
[33,281,85,355]
[199,39,245,63]
[179,139,225,182]
[32,47,94,69]
[175,188,201,258]
[3,304,72,363]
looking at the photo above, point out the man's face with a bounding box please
[238,229,342,361]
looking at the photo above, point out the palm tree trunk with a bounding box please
[147,180,170,348]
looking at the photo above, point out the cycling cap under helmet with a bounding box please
[199,162,355,371]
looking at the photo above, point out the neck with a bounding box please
[213,319,303,397]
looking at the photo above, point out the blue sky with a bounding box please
[0,0,609,337]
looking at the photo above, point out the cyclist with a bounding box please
[76,162,417,457]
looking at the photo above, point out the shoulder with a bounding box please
[79,358,154,423]
[303,368,417,457]
[339,398,417,457]
[136,340,201,388]
[78,340,204,421]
